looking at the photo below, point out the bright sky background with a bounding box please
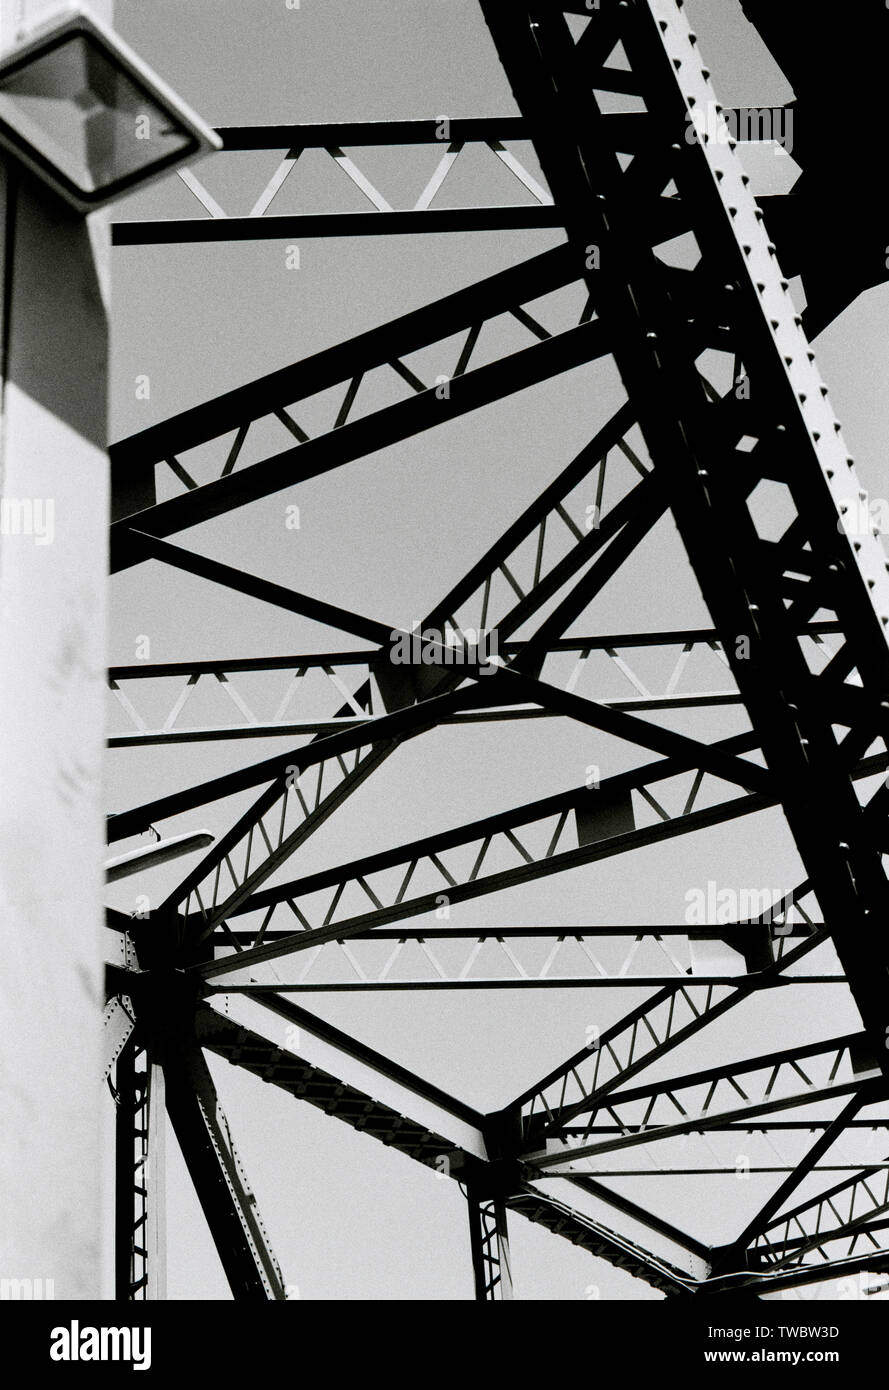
[103,0,889,1301]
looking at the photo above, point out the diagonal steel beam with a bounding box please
[194,1004,485,1166]
[160,1035,287,1300]
[113,318,606,567]
[506,1187,694,1295]
[195,783,773,976]
[110,245,576,474]
[478,0,889,1076]
[193,1007,693,1296]
[112,206,567,244]
[511,919,825,1138]
[495,665,770,793]
[748,1154,889,1272]
[110,246,604,557]
[236,989,486,1137]
[130,530,395,645]
[699,1249,889,1299]
[523,1035,881,1167]
[730,1091,871,1254]
[564,1172,710,1262]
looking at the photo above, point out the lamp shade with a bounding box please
[0,5,221,211]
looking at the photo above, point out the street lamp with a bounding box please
[0,4,222,1298]
[0,4,220,212]
[105,830,216,883]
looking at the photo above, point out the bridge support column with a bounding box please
[0,0,112,1301]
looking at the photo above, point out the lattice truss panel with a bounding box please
[112,118,562,245]
[105,0,889,1300]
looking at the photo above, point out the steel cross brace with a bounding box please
[105,395,648,842]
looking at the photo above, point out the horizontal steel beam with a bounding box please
[107,667,517,842]
[205,976,843,993]
[106,622,843,681]
[213,924,818,942]
[106,623,839,746]
[215,118,532,148]
[546,1166,889,1176]
[112,206,566,245]
[209,115,648,151]
[108,694,744,748]
[561,1120,889,1134]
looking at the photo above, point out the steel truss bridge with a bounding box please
[103,0,889,1300]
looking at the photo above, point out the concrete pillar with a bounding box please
[0,0,112,1301]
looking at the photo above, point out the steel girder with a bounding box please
[522,1034,884,1168]
[478,0,889,1052]
[109,114,648,247]
[109,243,604,549]
[105,0,889,1301]
[109,626,842,749]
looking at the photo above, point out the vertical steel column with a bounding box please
[468,1191,514,1300]
[114,1040,166,1300]
[114,1041,137,1300]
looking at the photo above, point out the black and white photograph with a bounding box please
[0,0,886,1367]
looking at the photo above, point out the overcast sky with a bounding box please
[104,0,889,1301]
